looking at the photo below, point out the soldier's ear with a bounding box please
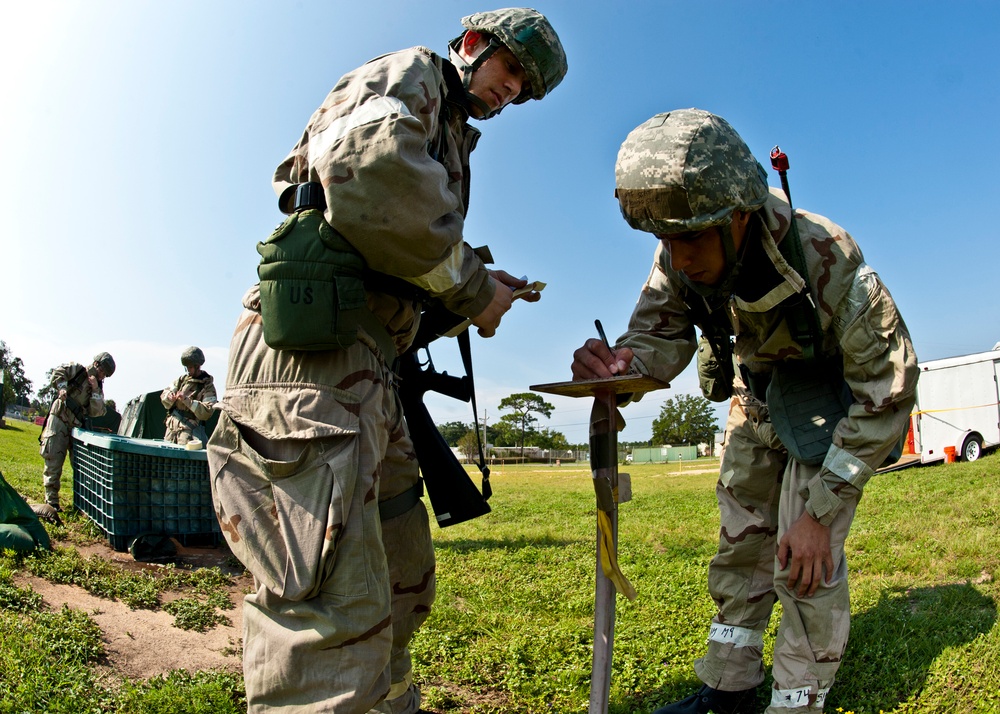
[462,30,485,57]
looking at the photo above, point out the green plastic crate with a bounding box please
[70,429,221,552]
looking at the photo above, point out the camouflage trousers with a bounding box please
[39,404,76,507]
[368,424,436,714]
[163,413,207,445]
[208,339,398,713]
[694,400,859,712]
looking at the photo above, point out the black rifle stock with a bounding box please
[396,307,491,527]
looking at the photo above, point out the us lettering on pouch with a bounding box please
[290,286,314,304]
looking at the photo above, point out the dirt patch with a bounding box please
[14,538,251,681]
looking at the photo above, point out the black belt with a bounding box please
[378,479,424,521]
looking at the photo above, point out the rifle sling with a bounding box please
[458,329,491,499]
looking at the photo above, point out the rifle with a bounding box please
[396,305,492,528]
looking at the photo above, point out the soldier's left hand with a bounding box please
[778,511,833,598]
[490,270,540,302]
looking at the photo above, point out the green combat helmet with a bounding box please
[93,352,116,377]
[614,108,769,296]
[449,7,567,119]
[180,346,206,367]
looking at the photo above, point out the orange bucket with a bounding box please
[944,446,957,463]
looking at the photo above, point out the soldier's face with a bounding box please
[465,44,528,118]
[660,228,728,286]
[186,364,199,376]
[658,211,750,286]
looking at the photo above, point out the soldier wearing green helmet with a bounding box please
[160,346,217,446]
[38,351,115,509]
[572,109,918,713]
[208,8,566,713]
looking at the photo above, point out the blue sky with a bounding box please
[3,1,998,446]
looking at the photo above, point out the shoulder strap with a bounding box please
[776,214,823,362]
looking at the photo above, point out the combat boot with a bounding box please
[653,684,757,714]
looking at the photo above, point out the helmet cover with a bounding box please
[180,346,206,367]
[461,7,567,103]
[93,352,116,377]
[615,108,769,235]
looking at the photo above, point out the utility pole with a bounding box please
[481,409,488,455]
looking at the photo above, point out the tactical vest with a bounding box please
[257,186,369,352]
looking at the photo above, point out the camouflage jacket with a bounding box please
[160,371,217,422]
[50,362,105,425]
[619,188,919,523]
[273,46,491,355]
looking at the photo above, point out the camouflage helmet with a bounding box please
[460,8,567,103]
[614,108,770,236]
[180,346,206,368]
[93,352,116,377]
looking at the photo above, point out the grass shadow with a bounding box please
[434,534,581,553]
[828,582,996,711]
[616,583,996,714]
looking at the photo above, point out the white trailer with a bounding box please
[911,348,1000,463]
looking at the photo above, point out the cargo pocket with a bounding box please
[209,412,364,601]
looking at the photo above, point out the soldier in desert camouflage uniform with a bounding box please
[160,346,217,445]
[208,9,566,713]
[39,352,115,509]
[572,109,918,714]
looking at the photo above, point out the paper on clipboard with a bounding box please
[441,280,546,337]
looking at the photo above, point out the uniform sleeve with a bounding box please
[804,264,919,525]
[86,388,106,418]
[617,242,699,388]
[189,378,218,421]
[273,48,493,319]
[160,380,178,409]
[50,364,74,392]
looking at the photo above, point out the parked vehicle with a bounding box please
[911,347,1000,463]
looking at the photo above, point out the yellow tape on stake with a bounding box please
[597,510,637,601]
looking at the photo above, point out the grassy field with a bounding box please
[2,418,1000,713]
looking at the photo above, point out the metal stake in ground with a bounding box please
[530,373,668,713]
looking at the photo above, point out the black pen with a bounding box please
[595,319,612,352]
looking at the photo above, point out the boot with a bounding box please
[653,684,757,714]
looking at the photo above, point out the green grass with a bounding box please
[4,418,1000,712]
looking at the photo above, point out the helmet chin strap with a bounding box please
[448,38,505,120]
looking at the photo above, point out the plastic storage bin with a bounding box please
[70,429,221,551]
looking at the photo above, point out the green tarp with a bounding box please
[118,391,218,440]
[0,470,50,552]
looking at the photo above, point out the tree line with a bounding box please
[436,392,721,457]
[2,342,720,449]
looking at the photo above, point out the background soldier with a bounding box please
[208,8,566,713]
[160,346,217,445]
[39,352,115,510]
[572,109,918,713]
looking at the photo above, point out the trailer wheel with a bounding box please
[961,434,983,462]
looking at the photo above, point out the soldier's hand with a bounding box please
[88,375,99,390]
[490,270,540,303]
[571,339,633,380]
[472,275,515,338]
[778,512,834,598]
[58,389,68,400]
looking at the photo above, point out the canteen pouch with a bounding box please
[257,209,367,351]
[767,361,852,466]
[697,335,733,402]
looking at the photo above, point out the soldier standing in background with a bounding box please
[571,109,918,714]
[161,346,217,445]
[39,352,115,510]
[208,8,566,713]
